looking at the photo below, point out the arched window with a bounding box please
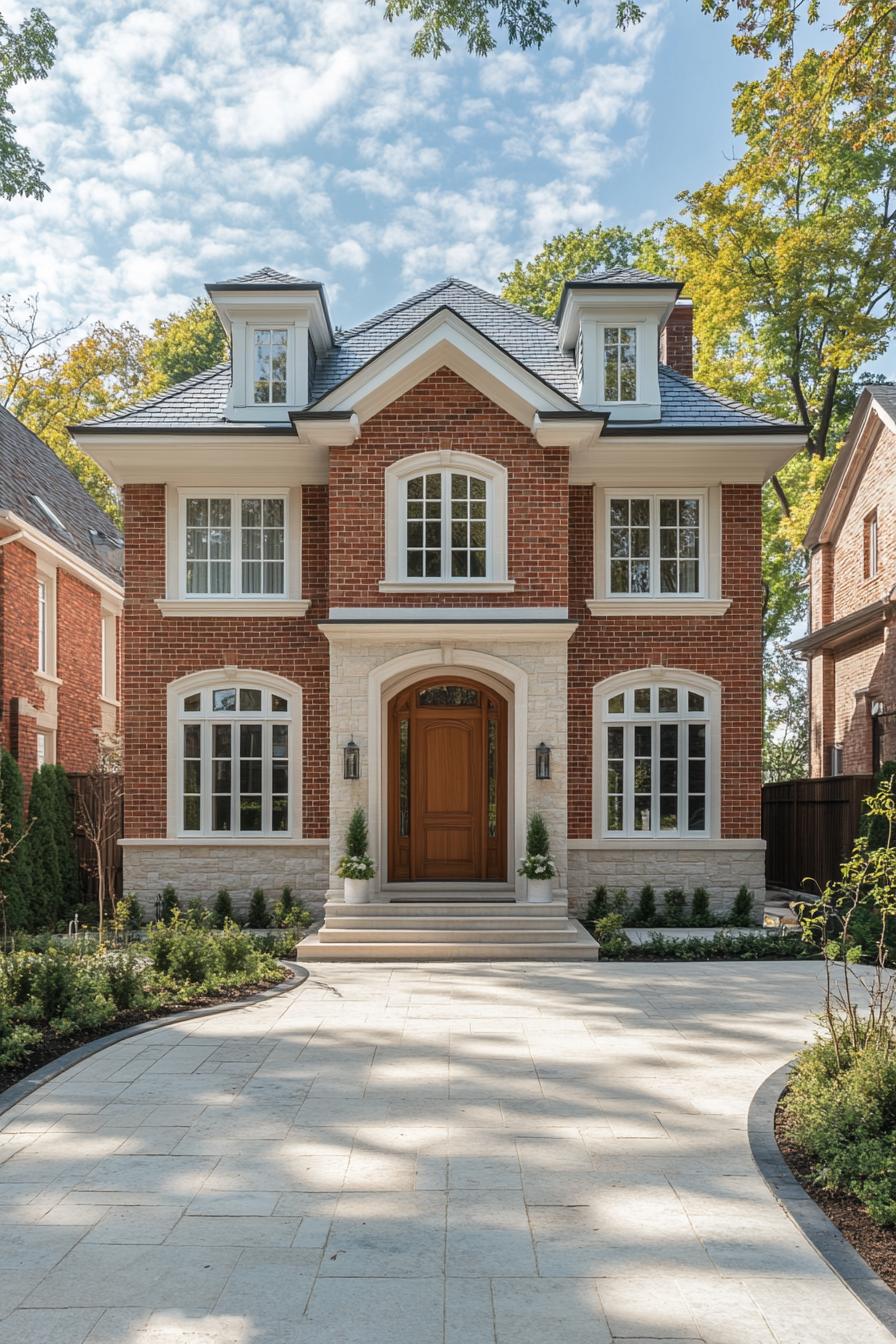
[383,451,509,588]
[596,672,718,838]
[170,673,299,838]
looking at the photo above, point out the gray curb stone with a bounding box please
[0,959,309,1119]
[749,1060,896,1337]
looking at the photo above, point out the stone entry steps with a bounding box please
[297,894,601,961]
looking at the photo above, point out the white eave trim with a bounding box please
[569,434,806,485]
[532,413,605,449]
[290,413,361,447]
[0,511,123,605]
[68,434,328,487]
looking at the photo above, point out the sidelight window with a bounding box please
[178,682,292,836]
[601,679,711,838]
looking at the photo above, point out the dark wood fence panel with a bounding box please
[762,774,874,893]
[67,772,124,903]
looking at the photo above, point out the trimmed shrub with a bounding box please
[159,886,180,924]
[273,887,295,928]
[690,887,711,925]
[634,884,656,924]
[25,767,63,929]
[184,896,209,928]
[50,766,81,910]
[586,886,608,927]
[525,812,550,856]
[728,886,755,926]
[345,807,369,858]
[594,913,631,957]
[247,888,270,928]
[103,948,145,1011]
[610,887,630,919]
[0,748,31,931]
[663,887,687,925]
[211,889,234,929]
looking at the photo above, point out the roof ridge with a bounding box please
[659,362,794,425]
[339,276,560,344]
[88,362,229,425]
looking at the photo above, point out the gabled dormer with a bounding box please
[555,266,682,422]
[206,267,334,422]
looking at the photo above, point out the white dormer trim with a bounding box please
[558,288,677,424]
[208,289,331,421]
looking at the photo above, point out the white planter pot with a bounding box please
[527,878,553,905]
[343,877,370,905]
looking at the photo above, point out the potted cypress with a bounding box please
[518,812,557,904]
[336,807,375,904]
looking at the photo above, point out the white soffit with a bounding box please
[67,435,329,487]
[569,435,805,485]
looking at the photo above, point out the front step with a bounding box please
[297,921,600,961]
[319,924,581,944]
[325,914,572,931]
[325,899,570,918]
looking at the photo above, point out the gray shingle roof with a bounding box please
[0,405,123,582]
[76,275,802,435]
[206,267,322,289]
[571,266,680,287]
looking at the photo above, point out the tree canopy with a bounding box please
[498,225,648,320]
[0,6,56,200]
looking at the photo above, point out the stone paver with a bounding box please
[0,961,892,1343]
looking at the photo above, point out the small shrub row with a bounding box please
[0,919,285,1071]
[590,915,814,962]
[0,750,80,933]
[155,885,312,931]
[585,884,756,930]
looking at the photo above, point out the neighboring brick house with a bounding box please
[794,385,896,777]
[0,405,123,786]
[71,266,804,947]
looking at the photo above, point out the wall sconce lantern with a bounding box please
[535,742,551,780]
[343,739,360,780]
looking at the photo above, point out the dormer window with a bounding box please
[603,326,637,402]
[253,328,288,404]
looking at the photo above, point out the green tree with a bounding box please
[763,642,809,782]
[498,225,648,320]
[0,748,31,930]
[140,298,227,396]
[24,765,61,928]
[0,7,56,200]
[50,765,80,909]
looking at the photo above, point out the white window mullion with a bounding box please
[441,468,451,580]
[231,720,239,836]
[678,720,687,840]
[624,721,633,837]
[262,720,272,834]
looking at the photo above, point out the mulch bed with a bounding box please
[0,970,291,1095]
[774,1102,896,1291]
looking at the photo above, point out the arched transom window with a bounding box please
[177,682,293,836]
[600,679,711,838]
[403,469,489,580]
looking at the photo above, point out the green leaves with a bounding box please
[498,225,649,320]
[0,7,56,200]
[368,0,574,58]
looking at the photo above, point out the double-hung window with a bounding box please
[403,470,489,580]
[602,681,710,838]
[607,493,703,597]
[253,328,288,404]
[602,326,637,402]
[37,578,48,673]
[179,683,292,836]
[182,492,287,599]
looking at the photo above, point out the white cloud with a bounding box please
[328,239,369,270]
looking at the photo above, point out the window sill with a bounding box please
[568,837,763,851]
[35,670,62,685]
[378,580,515,593]
[156,599,311,618]
[120,836,324,847]
[587,598,732,617]
[100,694,120,709]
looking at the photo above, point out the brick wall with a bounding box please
[567,483,763,839]
[0,540,41,781]
[832,424,896,622]
[56,569,104,771]
[328,367,569,609]
[122,483,329,839]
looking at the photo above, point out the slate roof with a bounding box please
[206,267,323,290]
[0,404,123,582]
[570,266,680,288]
[75,275,802,436]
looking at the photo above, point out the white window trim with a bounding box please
[381,449,512,592]
[36,729,54,767]
[590,486,730,616]
[599,323,639,404]
[35,565,57,678]
[247,325,291,407]
[166,668,303,841]
[592,666,721,842]
[100,607,118,704]
[163,487,307,614]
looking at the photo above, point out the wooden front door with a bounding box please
[388,678,507,883]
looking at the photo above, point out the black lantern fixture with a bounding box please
[343,739,360,780]
[535,741,551,780]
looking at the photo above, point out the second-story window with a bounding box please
[183,493,286,598]
[253,328,288,404]
[403,470,488,580]
[864,509,879,580]
[37,578,47,672]
[603,325,637,402]
[607,493,703,597]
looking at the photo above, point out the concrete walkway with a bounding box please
[0,962,891,1344]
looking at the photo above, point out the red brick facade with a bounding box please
[0,537,115,786]
[567,483,763,838]
[121,483,330,839]
[329,369,568,609]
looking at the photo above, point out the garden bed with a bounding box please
[0,967,291,1094]
[775,1100,896,1293]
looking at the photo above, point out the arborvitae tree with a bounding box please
[345,808,369,858]
[690,887,712,925]
[212,888,234,928]
[729,886,755,927]
[25,767,62,928]
[663,887,687,925]
[247,888,270,927]
[586,886,608,926]
[0,748,31,930]
[159,885,180,923]
[51,765,80,909]
[635,884,656,924]
[526,812,550,856]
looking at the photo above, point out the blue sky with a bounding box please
[0,0,826,338]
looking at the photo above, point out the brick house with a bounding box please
[0,405,123,784]
[794,385,896,776]
[70,266,804,951]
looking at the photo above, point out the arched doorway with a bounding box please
[387,675,508,883]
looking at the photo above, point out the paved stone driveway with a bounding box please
[0,961,892,1344]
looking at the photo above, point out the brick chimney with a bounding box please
[660,299,693,378]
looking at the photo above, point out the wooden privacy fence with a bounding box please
[762,774,874,893]
[67,772,124,903]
